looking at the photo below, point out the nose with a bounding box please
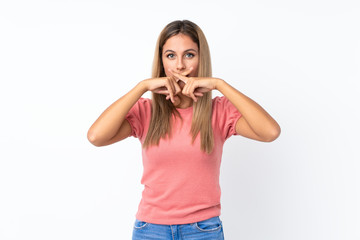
[176,57,185,71]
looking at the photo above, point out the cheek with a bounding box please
[164,68,173,77]
[162,59,172,76]
[190,63,199,75]
[189,58,199,75]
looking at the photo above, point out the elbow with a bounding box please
[87,130,103,147]
[263,125,281,142]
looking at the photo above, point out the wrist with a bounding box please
[214,78,225,91]
[138,79,150,93]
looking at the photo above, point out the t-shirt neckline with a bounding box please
[175,106,193,113]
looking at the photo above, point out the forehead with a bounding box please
[162,34,198,52]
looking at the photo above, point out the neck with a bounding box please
[174,94,193,109]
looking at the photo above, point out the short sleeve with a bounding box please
[213,96,242,140]
[125,98,151,139]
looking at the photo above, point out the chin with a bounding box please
[172,97,181,106]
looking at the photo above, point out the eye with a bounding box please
[166,53,175,59]
[185,53,195,58]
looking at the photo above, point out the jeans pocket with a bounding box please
[133,219,149,229]
[194,216,222,232]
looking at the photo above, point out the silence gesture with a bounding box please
[169,69,219,102]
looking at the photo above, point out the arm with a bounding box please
[169,71,281,142]
[215,79,281,142]
[87,81,148,147]
[87,73,189,146]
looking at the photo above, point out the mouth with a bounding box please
[168,71,191,78]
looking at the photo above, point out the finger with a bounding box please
[166,77,176,102]
[153,89,169,95]
[172,72,189,84]
[194,92,203,97]
[182,66,193,76]
[182,79,189,94]
[171,76,181,95]
[169,77,179,102]
[189,88,197,102]
[195,87,211,93]
[183,80,197,102]
[169,68,190,84]
[189,82,200,102]
[169,66,193,77]
[164,80,173,102]
[182,78,195,94]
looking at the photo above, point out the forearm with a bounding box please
[215,78,280,140]
[87,81,148,144]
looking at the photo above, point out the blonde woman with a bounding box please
[87,20,280,240]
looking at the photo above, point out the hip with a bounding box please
[132,216,225,240]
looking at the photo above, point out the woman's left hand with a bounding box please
[169,69,220,102]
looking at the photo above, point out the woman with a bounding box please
[87,20,280,240]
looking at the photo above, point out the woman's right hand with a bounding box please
[143,75,181,103]
[142,67,202,103]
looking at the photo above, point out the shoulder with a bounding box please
[211,95,241,118]
[134,97,152,110]
[211,96,228,117]
[212,95,230,109]
[127,98,152,117]
[212,96,221,105]
[137,97,152,104]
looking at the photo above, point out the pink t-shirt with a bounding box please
[125,96,242,224]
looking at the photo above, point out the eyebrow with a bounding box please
[163,49,198,54]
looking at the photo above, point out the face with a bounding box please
[162,33,199,87]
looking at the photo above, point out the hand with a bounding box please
[146,75,180,103]
[143,69,190,103]
[169,69,219,102]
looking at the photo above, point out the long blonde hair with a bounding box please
[143,20,214,154]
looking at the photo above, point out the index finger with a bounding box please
[182,67,193,76]
[170,71,188,84]
[169,67,193,75]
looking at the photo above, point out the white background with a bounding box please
[1,0,359,239]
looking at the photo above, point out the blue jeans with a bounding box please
[132,216,225,240]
